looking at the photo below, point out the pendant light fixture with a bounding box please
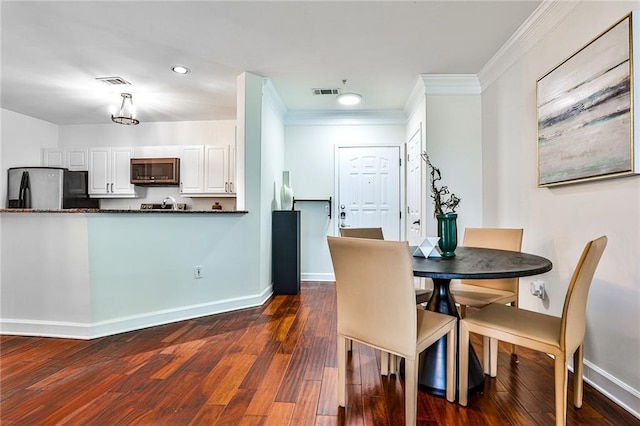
[111,93,139,125]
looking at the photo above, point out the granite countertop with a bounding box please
[0,208,248,214]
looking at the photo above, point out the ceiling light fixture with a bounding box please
[337,92,362,106]
[111,93,139,125]
[172,65,190,74]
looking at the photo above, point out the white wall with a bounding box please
[481,1,640,413]
[285,123,405,279]
[424,95,483,236]
[0,109,59,318]
[1,109,59,204]
[261,81,286,290]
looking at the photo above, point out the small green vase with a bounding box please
[437,213,458,258]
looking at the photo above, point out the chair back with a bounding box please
[327,236,417,357]
[560,236,607,353]
[339,227,384,240]
[461,228,524,292]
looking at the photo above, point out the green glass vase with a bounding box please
[437,213,458,258]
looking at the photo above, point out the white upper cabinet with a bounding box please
[179,145,205,194]
[88,147,144,198]
[204,145,229,193]
[42,148,89,171]
[179,142,236,197]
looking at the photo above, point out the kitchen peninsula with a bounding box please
[0,207,267,340]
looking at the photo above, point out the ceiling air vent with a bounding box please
[312,88,340,96]
[95,76,132,86]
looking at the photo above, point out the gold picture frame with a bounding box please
[537,12,640,187]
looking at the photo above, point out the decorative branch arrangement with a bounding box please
[421,152,461,216]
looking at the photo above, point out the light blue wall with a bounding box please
[86,214,254,322]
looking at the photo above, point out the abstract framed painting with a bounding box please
[537,12,640,187]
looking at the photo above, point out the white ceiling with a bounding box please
[0,1,541,125]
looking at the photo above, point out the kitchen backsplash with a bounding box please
[99,186,237,211]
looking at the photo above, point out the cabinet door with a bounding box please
[204,145,228,193]
[111,148,135,194]
[89,148,110,195]
[180,146,204,194]
[66,148,88,171]
[42,149,65,167]
[227,143,236,194]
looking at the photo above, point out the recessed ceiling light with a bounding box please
[171,65,190,74]
[337,92,362,106]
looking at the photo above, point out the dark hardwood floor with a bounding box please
[1,282,637,425]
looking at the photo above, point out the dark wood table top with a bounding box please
[411,246,552,280]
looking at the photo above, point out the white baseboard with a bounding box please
[581,359,640,420]
[0,319,93,339]
[0,286,273,340]
[301,273,334,282]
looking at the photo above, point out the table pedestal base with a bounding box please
[419,278,485,396]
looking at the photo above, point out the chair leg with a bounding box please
[482,336,490,374]
[459,304,467,318]
[459,322,470,406]
[482,336,498,377]
[573,345,584,408]
[389,354,398,375]
[510,302,518,359]
[381,351,389,376]
[489,337,498,377]
[338,335,347,407]
[404,356,418,426]
[445,324,456,403]
[554,354,568,426]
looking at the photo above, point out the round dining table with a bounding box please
[411,245,553,397]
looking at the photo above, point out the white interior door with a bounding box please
[337,146,401,240]
[406,129,423,245]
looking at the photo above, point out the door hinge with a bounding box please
[399,157,402,166]
[399,211,402,219]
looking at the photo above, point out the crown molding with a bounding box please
[478,0,581,91]
[284,109,407,126]
[420,74,481,95]
[404,77,428,115]
[262,78,288,121]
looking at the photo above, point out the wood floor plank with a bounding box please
[317,367,339,416]
[1,282,637,426]
[244,353,292,416]
[206,353,257,405]
[264,401,295,426]
[289,379,322,425]
[275,347,310,402]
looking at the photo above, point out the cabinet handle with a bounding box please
[225,182,228,192]
[110,183,114,193]
[229,182,233,192]
[106,184,109,193]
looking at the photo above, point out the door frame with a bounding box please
[333,143,406,238]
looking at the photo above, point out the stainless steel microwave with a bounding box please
[130,158,180,186]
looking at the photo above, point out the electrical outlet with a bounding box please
[194,265,203,279]
[530,280,545,299]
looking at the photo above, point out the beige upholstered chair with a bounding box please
[450,228,524,318]
[339,227,433,305]
[328,236,456,425]
[459,236,607,426]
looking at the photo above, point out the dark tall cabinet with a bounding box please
[272,210,301,295]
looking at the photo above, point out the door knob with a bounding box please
[413,219,421,225]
